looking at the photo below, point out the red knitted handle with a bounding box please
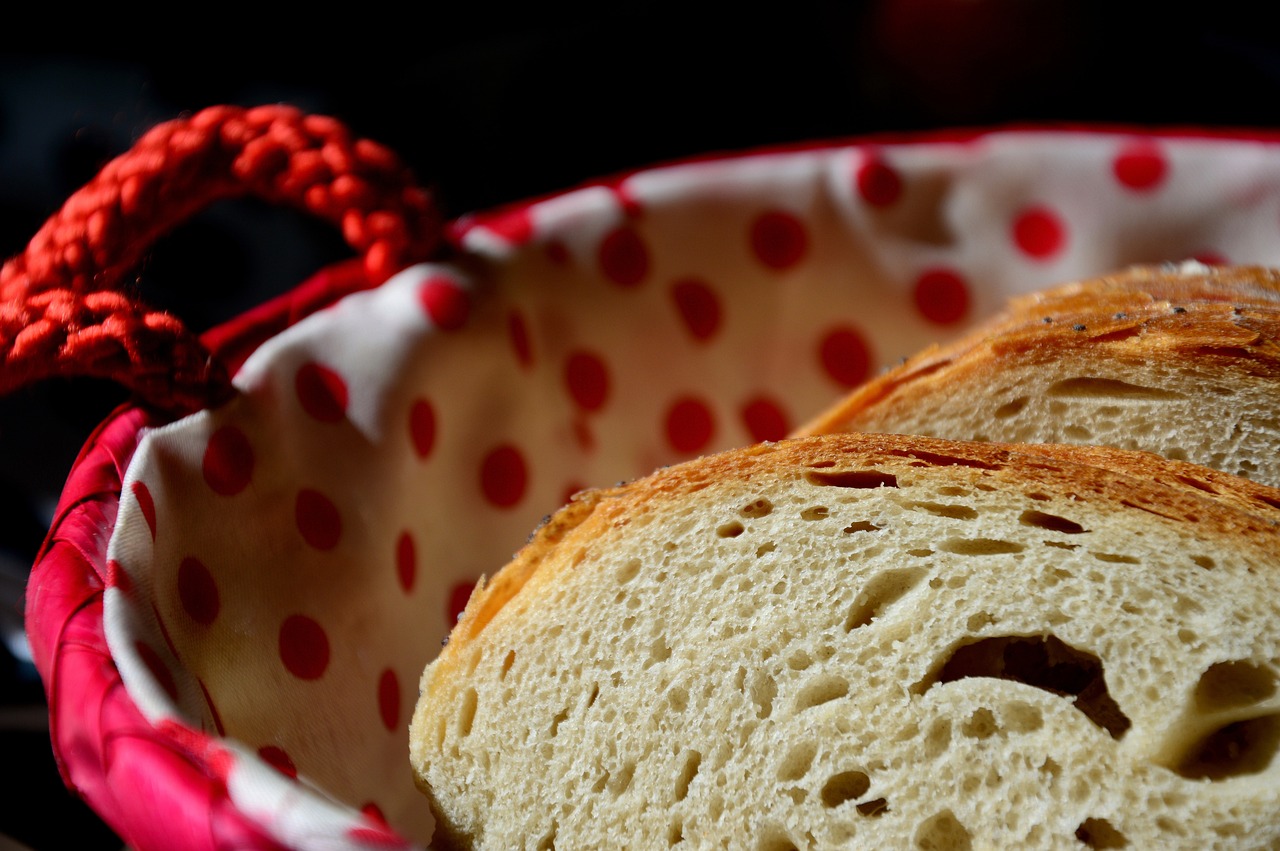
[0,104,442,415]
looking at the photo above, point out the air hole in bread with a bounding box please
[916,635,1131,738]
[1019,510,1086,534]
[888,449,1002,471]
[939,538,1025,556]
[535,823,557,850]
[608,761,636,796]
[960,707,998,739]
[816,769,869,810]
[674,750,701,801]
[845,567,927,631]
[1195,661,1277,711]
[755,832,800,851]
[457,687,478,737]
[499,649,516,680]
[966,612,996,631]
[914,809,972,850]
[740,498,773,518]
[843,520,882,534]
[795,674,849,711]
[1092,552,1139,564]
[788,650,813,671]
[717,521,745,538]
[1046,376,1182,400]
[923,719,952,758]
[993,396,1028,419]
[748,669,777,719]
[647,635,671,667]
[909,501,979,520]
[1065,425,1092,440]
[616,560,641,584]
[666,818,683,846]
[549,708,568,737]
[1004,700,1044,733]
[757,542,777,557]
[777,740,816,781]
[806,469,899,489]
[801,506,830,520]
[1172,715,1280,779]
[1075,817,1128,848]
[858,797,889,816]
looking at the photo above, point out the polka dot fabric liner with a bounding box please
[101,127,1280,849]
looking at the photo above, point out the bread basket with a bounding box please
[8,104,1280,850]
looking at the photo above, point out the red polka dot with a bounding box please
[409,398,437,459]
[599,226,650,287]
[565,350,609,412]
[508,309,534,368]
[396,531,416,594]
[346,822,403,846]
[279,614,330,680]
[360,802,389,826]
[378,668,400,732]
[106,559,132,594]
[448,580,476,623]
[1013,206,1066,260]
[178,556,220,626]
[820,327,873,388]
[296,489,341,551]
[481,445,528,508]
[665,397,716,454]
[750,210,809,270]
[485,208,534,244]
[1192,250,1228,266]
[856,156,903,207]
[258,745,298,778]
[419,275,471,330]
[131,480,156,539]
[913,268,971,325]
[135,641,179,702]
[295,361,348,423]
[741,397,790,442]
[671,278,722,341]
[545,239,570,265]
[202,425,253,496]
[1113,141,1167,191]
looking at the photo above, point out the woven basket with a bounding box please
[9,105,1280,850]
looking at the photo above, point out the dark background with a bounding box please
[2,5,1279,848]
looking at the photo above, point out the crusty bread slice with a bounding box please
[793,263,1280,487]
[410,433,1280,850]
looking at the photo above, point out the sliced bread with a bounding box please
[409,432,1280,850]
[793,262,1280,487]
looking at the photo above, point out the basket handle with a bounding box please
[0,104,443,415]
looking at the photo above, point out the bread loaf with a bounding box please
[409,433,1280,850]
[794,262,1280,487]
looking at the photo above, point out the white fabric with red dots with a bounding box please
[99,128,1280,849]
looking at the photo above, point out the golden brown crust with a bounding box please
[793,264,1280,438]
